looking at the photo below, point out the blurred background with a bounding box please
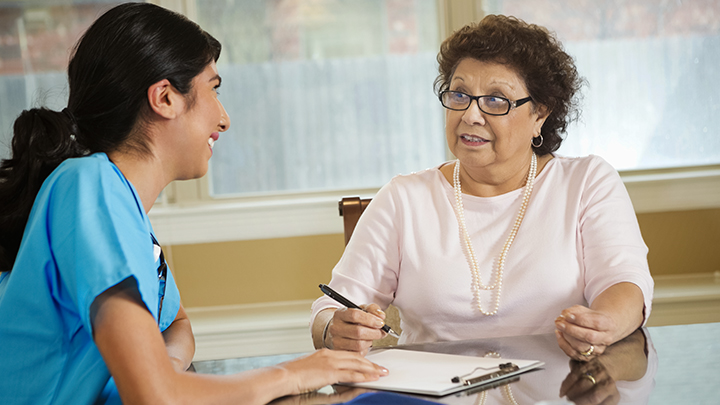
[1,0,718,359]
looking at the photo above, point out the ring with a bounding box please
[581,372,597,385]
[580,345,595,357]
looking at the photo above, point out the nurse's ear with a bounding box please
[146,79,184,120]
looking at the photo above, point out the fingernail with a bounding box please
[375,309,385,316]
[381,368,389,374]
[557,323,565,330]
[375,320,385,328]
[568,314,575,320]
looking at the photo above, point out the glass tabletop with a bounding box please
[192,322,720,404]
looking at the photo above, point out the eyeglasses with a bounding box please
[439,90,533,116]
[151,234,167,322]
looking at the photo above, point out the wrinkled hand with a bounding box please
[560,358,619,405]
[277,349,388,396]
[326,304,387,355]
[555,305,619,362]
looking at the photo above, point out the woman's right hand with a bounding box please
[325,304,388,355]
[277,349,388,396]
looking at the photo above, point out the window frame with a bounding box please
[147,0,720,245]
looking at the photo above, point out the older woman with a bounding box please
[310,15,653,362]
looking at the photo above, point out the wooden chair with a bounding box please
[338,196,402,347]
[338,196,372,246]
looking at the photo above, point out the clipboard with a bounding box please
[343,348,544,397]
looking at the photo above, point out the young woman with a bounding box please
[0,3,386,404]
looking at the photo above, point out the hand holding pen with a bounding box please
[319,284,400,353]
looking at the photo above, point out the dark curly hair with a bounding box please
[434,14,584,155]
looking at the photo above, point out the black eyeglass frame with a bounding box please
[439,90,533,116]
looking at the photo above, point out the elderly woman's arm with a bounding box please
[553,157,651,361]
[554,282,644,361]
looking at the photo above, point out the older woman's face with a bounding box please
[445,58,547,175]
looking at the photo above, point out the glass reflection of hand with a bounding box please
[560,359,620,405]
[559,329,648,405]
[268,386,371,405]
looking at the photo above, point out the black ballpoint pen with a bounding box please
[319,284,400,338]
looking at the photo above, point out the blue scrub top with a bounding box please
[0,153,181,404]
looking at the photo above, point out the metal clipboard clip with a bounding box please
[451,362,520,386]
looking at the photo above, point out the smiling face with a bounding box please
[445,58,547,182]
[173,60,230,180]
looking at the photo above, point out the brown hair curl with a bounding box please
[434,14,584,155]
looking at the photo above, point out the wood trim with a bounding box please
[187,300,315,361]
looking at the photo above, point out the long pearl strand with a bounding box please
[453,153,537,316]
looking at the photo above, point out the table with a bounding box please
[192,322,720,404]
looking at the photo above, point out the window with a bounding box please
[0,1,129,160]
[1,0,717,245]
[484,0,720,170]
[195,0,445,197]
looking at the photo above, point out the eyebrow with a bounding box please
[450,76,518,92]
[210,74,222,86]
[489,79,517,90]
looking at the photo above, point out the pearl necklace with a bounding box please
[453,153,537,316]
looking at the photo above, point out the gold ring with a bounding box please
[582,372,596,385]
[580,345,594,357]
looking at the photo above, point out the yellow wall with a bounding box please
[168,208,720,308]
[168,234,346,307]
[636,208,720,276]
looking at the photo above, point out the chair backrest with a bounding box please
[338,196,372,246]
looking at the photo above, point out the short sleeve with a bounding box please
[46,157,163,334]
[579,156,654,322]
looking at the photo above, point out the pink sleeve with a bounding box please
[579,157,654,324]
[310,178,402,327]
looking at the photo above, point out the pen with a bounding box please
[319,284,400,338]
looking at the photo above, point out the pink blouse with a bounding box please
[311,155,654,345]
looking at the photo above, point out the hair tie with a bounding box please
[61,108,79,136]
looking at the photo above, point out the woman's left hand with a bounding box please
[555,283,645,361]
[554,305,616,362]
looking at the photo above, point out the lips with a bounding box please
[208,132,219,149]
[460,134,489,145]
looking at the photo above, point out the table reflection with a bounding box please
[259,328,656,405]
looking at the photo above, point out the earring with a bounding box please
[532,134,543,148]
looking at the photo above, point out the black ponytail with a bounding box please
[0,109,87,272]
[0,2,221,272]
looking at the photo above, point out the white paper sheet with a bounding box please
[345,349,544,396]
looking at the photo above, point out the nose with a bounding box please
[217,99,231,132]
[462,99,486,126]
[462,100,485,125]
